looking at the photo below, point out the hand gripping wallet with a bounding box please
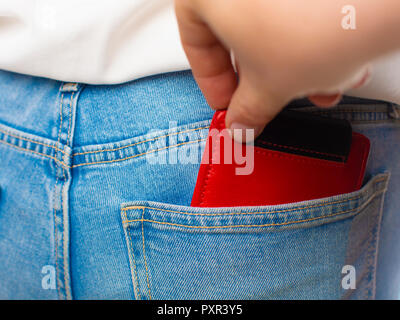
[191,110,370,207]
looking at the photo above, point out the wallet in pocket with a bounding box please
[191,110,370,207]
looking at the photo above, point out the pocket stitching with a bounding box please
[122,188,386,230]
[122,176,387,218]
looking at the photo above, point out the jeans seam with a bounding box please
[71,138,207,168]
[52,176,61,300]
[0,139,68,167]
[72,126,210,156]
[51,83,80,301]
[141,208,152,300]
[62,91,74,301]
[0,126,67,154]
[0,119,209,168]
[0,134,206,169]
[369,172,390,299]
[121,208,141,300]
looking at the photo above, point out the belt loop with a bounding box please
[56,82,83,149]
[60,82,79,92]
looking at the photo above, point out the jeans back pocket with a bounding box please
[120,173,389,300]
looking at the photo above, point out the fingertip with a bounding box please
[308,93,342,108]
[227,122,263,143]
[224,81,286,143]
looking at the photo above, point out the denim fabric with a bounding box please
[0,70,399,300]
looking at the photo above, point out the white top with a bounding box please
[0,0,399,105]
[0,0,189,84]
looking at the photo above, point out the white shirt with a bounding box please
[348,52,400,106]
[0,0,189,84]
[0,0,400,105]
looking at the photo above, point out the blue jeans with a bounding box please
[0,70,399,300]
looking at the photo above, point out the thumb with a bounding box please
[225,78,287,142]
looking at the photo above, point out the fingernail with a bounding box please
[228,123,260,143]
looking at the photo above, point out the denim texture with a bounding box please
[0,70,399,299]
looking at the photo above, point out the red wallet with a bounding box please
[191,110,370,207]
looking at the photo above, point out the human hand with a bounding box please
[175,0,396,141]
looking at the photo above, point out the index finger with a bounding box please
[174,0,238,109]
